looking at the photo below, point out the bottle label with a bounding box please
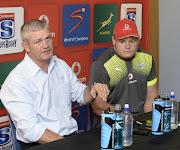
[171,116,175,123]
[163,112,171,132]
[101,113,116,149]
[152,108,164,132]
[115,120,123,129]
[114,115,123,149]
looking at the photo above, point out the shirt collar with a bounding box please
[24,53,57,77]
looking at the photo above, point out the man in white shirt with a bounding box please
[0,19,108,148]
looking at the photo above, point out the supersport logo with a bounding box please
[68,8,85,34]
[72,104,81,120]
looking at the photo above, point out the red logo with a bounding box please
[71,62,81,76]
[123,24,131,31]
[28,4,59,47]
[68,8,85,34]
[39,15,49,26]
[62,51,89,84]
[128,73,133,80]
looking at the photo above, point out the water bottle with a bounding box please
[170,92,178,129]
[152,95,164,135]
[122,104,133,147]
[101,107,116,150]
[163,93,171,132]
[114,104,123,149]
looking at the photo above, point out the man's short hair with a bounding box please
[21,19,49,42]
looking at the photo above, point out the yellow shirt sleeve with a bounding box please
[147,77,157,86]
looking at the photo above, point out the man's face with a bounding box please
[112,36,140,59]
[22,27,53,65]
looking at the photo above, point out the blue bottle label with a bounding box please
[163,102,171,132]
[114,119,123,149]
[101,122,113,148]
[152,100,164,135]
[101,112,115,149]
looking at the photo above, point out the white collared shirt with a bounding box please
[0,53,86,143]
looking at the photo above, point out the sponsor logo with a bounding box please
[129,80,137,84]
[68,8,85,34]
[0,13,16,48]
[0,7,24,55]
[72,103,83,120]
[39,15,49,26]
[97,12,114,32]
[0,119,13,150]
[0,39,17,49]
[63,5,90,46]
[0,13,15,39]
[137,62,145,69]
[115,68,122,72]
[64,36,88,42]
[125,24,129,28]
[71,101,88,132]
[94,4,117,43]
[128,73,133,80]
[123,24,131,31]
[71,62,81,76]
[39,15,55,38]
[126,8,136,22]
[0,127,11,146]
[63,51,89,84]
[28,4,58,47]
[128,73,137,84]
[71,62,86,83]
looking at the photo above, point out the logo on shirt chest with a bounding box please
[115,68,123,72]
[128,73,133,80]
[128,73,137,84]
[137,62,145,69]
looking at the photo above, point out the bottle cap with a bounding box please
[124,104,129,111]
[124,104,129,108]
[170,92,175,98]
[115,104,121,113]
[154,95,163,101]
[104,107,113,114]
[163,93,169,100]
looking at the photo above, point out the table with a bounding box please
[25,112,180,150]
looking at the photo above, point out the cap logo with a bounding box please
[125,24,129,28]
[123,24,131,31]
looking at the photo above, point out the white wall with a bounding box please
[159,0,180,101]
